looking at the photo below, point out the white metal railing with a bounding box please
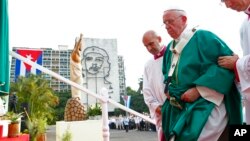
[10,51,155,141]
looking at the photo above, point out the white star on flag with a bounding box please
[26,54,33,61]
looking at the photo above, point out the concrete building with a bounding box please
[118,56,126,97]
[10,38,126,111]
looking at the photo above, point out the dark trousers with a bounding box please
[124,125,129,132]
[9,103,17,113]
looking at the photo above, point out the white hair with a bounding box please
[163,6,187,16]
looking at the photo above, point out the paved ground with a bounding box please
[46,125,56,141]
[109,129,157,141]
[46,125,158,141]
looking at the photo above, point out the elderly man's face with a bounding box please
[223,0,248,11]
[162,11,187,39]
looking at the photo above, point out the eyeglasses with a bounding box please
[163,15,182,26]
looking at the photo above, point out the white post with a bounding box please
[100,87,110,141]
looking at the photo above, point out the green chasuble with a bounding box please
[161,29,242,141]
[0,0,10,95]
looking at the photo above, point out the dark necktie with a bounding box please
[173,40,177,48]
[164,76,172,93]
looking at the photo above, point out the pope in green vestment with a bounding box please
[161,29,243,141]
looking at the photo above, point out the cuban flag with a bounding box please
[122,95,131,108]
[15,49,43,80]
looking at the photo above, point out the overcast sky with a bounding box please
[9,0,246,90]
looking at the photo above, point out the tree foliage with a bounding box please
[54,91,71,121]
[10,74,59,123]
[125,87,149,114]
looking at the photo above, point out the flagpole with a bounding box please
[124,84,128,117]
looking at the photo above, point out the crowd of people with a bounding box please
[139,1,250,141]
[108,113,156,132]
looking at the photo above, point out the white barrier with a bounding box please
[10,51,155,141]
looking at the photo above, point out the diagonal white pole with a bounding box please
[10,51,155,140]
